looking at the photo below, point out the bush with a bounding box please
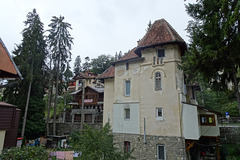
[0,145,48,160]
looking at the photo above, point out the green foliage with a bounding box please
[69,123,134,160]
[90,54,115,75]
[74,55,82,74]
[197,89,239,116]
[221,144,240,160]
[44,92,72,118]
[182,0,240,115]
[3,9,47,139]
[0,145,48,160]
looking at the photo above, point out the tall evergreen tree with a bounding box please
[74,55,81,74]
[82,56,91,72]
[3,9,47,139]
[48,15,73,135]
[182,0,240,115]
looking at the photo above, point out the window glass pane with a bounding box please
[155,72,162,90]
[125,81,130,95]
[125,109,130,119]
[158,49,165,57]
[208,116,213,123]
[157,108,162,117]
[124,141,130,153]
[157,145,165,160]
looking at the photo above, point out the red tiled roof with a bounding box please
[136,19,186,54]
[97,65,115,79]
[120,47,138,61]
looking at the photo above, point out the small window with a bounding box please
[125,108,130,119]
[156,108,163,120]
[157,145,165,160]
[158,49,165,58]
[124,141,130,153]
[200,114,215,126]
[155,72,162,91]
[153,56,156,65]
[126,63,129,70]
[125,80,130,96]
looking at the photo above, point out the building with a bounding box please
[69,86,104,124]
[0,37,22,153]
[98,19,220,160]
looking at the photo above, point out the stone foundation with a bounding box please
[113,133,186,160]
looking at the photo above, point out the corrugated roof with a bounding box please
[88,86,104,93]
[135,19,186,55]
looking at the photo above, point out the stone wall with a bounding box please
[114,133,186,160]
[49,122,102,135]
[220,126,240,144]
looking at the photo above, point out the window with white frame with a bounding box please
[125,80,130,96]
[125,108,130,120]
[156,107,163,120]
[157,145,165,160]
[155,72,162,91]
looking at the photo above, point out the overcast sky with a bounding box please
[1,0,195,67]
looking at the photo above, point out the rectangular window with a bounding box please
[125,80,130,96]
[125,108,130,119]
[124,141,130,153]
[158,49,165,58]
[126,63,129,70]
[157,145,165,160]
[200,114,215,126]
[156,108,163,120]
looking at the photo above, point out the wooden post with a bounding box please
[80,80,85,130]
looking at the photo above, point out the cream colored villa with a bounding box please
[98,19,220,160]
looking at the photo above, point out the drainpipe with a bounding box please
[144,118,146,144]
[178,91,185,159]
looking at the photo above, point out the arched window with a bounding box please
[155,72,162,91]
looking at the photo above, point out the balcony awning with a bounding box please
[70,90,81,95]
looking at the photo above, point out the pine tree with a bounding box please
[3,9,47,139]
[74,55,81,74]
[48,15,73,135]
[182,0,240,115]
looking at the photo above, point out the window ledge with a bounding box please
[156,117,163,121]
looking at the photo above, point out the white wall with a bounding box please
[113,102,140,134]
[182,103,200,140]
[0,130,6,154]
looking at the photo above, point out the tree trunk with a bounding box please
[231,64,240,116]
[46,83,53,136]
[21,80,33,137]
[81,80,85,130]
[21,53,34,137]
[46,57,53,136]
[53,55,60,135]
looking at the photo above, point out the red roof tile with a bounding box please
[73,71,96,80]
[136,19,186,54]
[120,47,138,61]
[97,65,115,79]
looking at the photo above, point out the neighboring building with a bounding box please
[0,38,22,153]
[69,86,104,124]
[98,19,220,160]
[68,71,97,91]
[0,102,21,151]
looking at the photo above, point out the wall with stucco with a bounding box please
[110,44,184,137]
[102,78,114,127]
[113,102,140,134]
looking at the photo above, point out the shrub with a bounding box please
[0,145,48,160]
